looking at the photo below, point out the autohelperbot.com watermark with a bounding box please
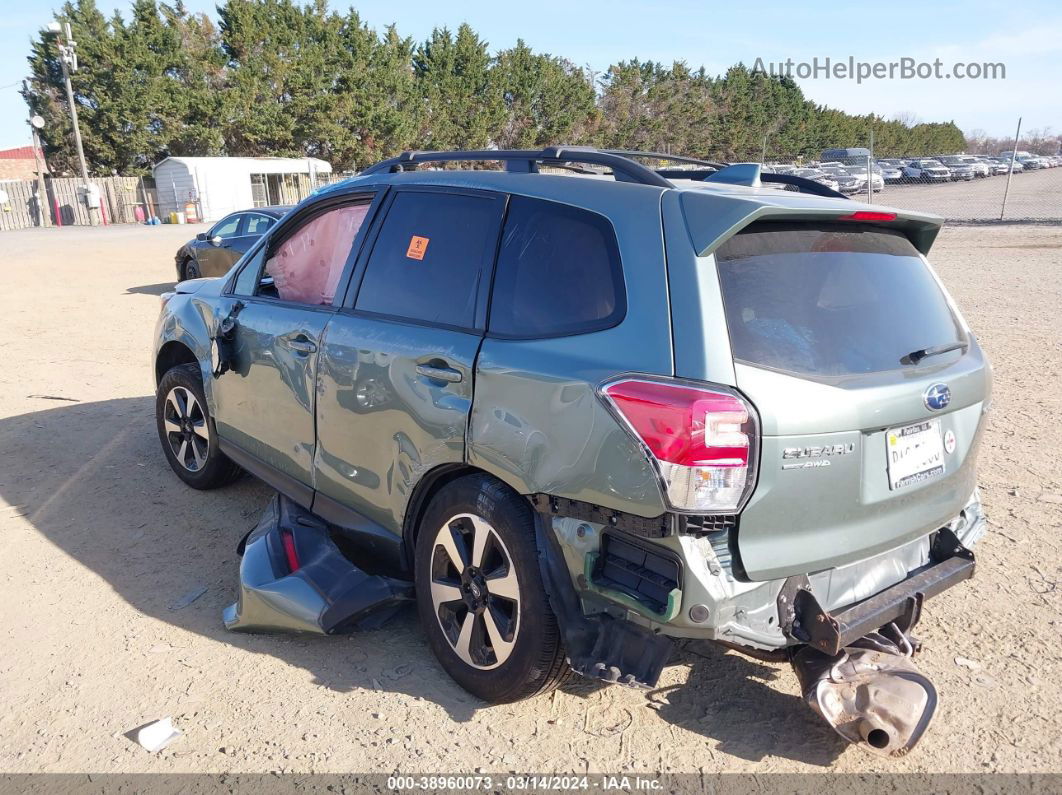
[752,56,1006,82]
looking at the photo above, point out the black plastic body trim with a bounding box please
[531,509,673,688]
[528,493,671,539]
[310,493,408,576]
[218,438,314,509]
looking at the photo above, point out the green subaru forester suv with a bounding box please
[153,148,989,756]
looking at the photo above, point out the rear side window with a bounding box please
[715,223,964,376]
[355,191,503,329]
[245,214,275,235]
[489,196,624,338]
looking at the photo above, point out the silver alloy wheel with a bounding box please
[429,513,521,670]
[162,386,210,472]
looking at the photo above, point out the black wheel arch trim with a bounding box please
[531,507,673,688]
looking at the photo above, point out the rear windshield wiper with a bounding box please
[901,341,968,365]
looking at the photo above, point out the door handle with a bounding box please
[282,336,317,354]
[416,364,463,383]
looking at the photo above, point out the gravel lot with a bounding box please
[0,221,1059,777]
[860,166,1062,221]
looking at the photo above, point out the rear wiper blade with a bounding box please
[901,341,968,365]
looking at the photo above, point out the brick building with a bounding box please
[0,146,48,181]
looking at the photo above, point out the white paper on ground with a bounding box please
[134,718,182,752]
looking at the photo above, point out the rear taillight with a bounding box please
[280,528,300,572]
[601,378,758,512]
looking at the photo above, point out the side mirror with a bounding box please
[196,232,208,241]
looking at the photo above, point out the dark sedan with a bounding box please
[174,205,291,280]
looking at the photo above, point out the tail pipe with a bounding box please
[790,624,937,757]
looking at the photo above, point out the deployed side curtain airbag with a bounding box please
[265,204,370,305]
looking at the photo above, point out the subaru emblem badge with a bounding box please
[923,383,952,411]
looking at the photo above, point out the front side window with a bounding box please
[715,223,964,377]
[211,215,242,239]
[261,202,370,305]
[354,191,503,328]
[488,196,625,338]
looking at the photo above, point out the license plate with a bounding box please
[886,420,945,490]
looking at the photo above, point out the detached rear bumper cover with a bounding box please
[224,494,412,634]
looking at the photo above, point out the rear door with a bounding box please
[312,187,506,538]
[711,222,991,580]
[225,211,277,264]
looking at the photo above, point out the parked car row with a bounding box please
[768,151,1061,191]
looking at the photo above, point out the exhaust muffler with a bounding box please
[790,625,937,757]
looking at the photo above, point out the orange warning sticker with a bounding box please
[406,235,429,260]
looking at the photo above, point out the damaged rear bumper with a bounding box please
[224,494,412,634]
[536,489,986,656]
[777,527,975,656]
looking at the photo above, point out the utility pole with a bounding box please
[1000,117,1021,221]
[46,20,98,225]
[867,127,875,204]
[29,112,50,227]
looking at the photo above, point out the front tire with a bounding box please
[415,474,570,703]
[156,363,241,489]
[182,257,201,281]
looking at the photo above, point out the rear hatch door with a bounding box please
[714,222,990,581]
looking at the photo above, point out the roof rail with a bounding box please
[360,147,674,188]
[359,147,849,199]
[655,166,850,200]
[603,149,728,169]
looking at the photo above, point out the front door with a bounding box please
[313,187,506,539]
[210,197,376,503]
[198,213,247,277]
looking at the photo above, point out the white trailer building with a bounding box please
[151,156,333,222]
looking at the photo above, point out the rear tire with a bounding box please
[414,474,570,703]
[156,363,241,489]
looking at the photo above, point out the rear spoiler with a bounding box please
[679,189,944,257]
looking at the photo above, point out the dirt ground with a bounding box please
[0,221,1060,777]
[863,166,1062,221]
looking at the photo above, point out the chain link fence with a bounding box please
[759,145,1062,222]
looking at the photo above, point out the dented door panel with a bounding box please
[313,315,480,534]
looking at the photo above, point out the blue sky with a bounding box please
[1,0,1060,151]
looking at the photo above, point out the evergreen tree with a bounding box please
[23,0,119,174]
[491,40,597,149]
[22,0,972,174]
[414,24,503,151]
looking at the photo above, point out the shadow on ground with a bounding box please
[0,397,844,762]
[656,645,846,765]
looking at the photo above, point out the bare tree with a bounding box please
[891,110,921,128]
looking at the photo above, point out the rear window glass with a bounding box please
[715,223,964,376]
[489,196,624,338]
[355,192,502,328]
